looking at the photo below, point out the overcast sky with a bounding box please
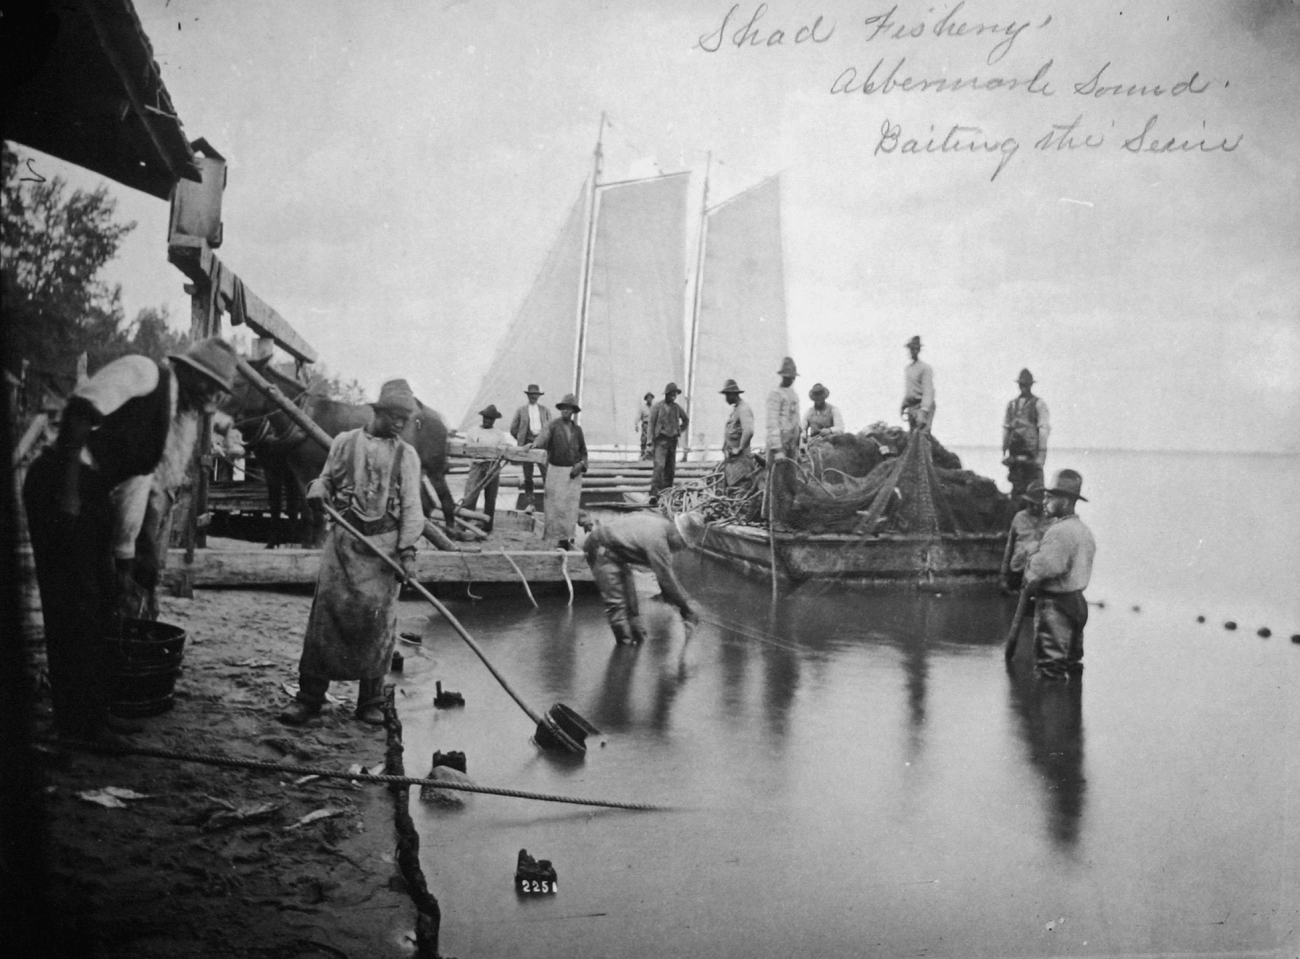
[27,0,1300,453]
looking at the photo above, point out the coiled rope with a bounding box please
[79,742,673,812]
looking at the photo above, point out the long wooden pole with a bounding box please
[684,152,711,457]
[573,112,605,406]
[1004,585,1031,661]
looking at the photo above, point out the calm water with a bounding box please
[395,450,1299,958]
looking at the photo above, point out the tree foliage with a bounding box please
[304,364,369,404]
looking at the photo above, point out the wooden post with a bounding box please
[171,277,218,596]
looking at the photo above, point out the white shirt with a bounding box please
[528,404,542,434]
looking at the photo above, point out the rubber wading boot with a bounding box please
[355,704,385,725]
[278,701,322,725]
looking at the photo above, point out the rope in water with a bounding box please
[81,742,673,812]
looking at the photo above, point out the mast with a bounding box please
[684,152,711,456]
[573,112,605,407]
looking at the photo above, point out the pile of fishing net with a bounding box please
[787,430,1012,535]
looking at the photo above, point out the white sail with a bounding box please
[688,176,789,453]
[579,172,690,447]
[460,185,587,430]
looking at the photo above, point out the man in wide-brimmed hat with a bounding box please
[509,384,551,510]
[1000,479,1049,594]
[720,379,756,488]
[765,357,801,523]
[648,382,689,502]
[1002,368,1051,502]
[583,511,704,644]
[281,379,426,727]
[1023,469,1096,682]
[802,382,845,439]
[900,336,935,432]
[24,337,236,745]
[635,391,655,461]
[531,393,587,548]
[462,404,511,533]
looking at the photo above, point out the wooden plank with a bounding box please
[159,547,592,587]
[447,438,545,464]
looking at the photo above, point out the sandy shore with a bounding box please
[31,588,422,959]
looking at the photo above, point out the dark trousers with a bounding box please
[520,432,547,501]
[1034,591,1088,679]
[651,436,678,497]
[588,547,644,643]
[764,455,799,526]
[463,461,499,530]
[297,675,386,710]
[23,452,118,737]
[1008,460,1044,503]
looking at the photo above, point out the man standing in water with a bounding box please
[1024,469,1096,682]
[583,511,705,645]
[900,335,935,433]
[280,380,425,726]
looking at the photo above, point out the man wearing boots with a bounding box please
[1025,470,1096,682]
[509,384,551,510]
[280,380,425,726]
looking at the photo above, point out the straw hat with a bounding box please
[719,379,743,394]
[1044,469,1087,501]
[555,393,581,412]
[373,379,417,414]
[673,511,706,548]
[170,337,236,393]
[776,356,798,378]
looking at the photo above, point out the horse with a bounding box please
[225,359,458,547]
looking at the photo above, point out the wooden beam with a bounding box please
[158,547,592,587]
[168,236,318,363]
[447,438,546,464]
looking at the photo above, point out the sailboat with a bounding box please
[462,118,789,455]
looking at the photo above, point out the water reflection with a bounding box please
[1006,670,1087,850]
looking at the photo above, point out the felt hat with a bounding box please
[1016,368,1035,385]
[1045,469,1087,502]
[776,356,798,377]
[719,379,743,394]
[372,379,417,414]
[170,337,236,393]
[644,392,655,402]
[809,383,829,400]
[478,404,502,421]
[673,511,707,548]
[664,382,680,395]
[905,335,922,350]
[524,384,544,396]
[555,393,581,412]
[1021,479,1045,503]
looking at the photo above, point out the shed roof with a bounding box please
[4,0,201,198]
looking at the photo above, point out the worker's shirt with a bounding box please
[311,428,425,551]
[528,404,542,434]
[636,404,653,434]
[649,400,688,440]
[1026,514,1095,593]
[903,360,935,413]
[765,386,801,455]
[803,403,845,436]
[1008,509,1051,572]
[588,514,692,614]
[724,400,754,455]
[464,424,511,448]
[532,418,588,468]
[1003,395,1051,462]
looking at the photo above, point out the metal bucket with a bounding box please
[108,619,187,718]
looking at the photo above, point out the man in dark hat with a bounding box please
[766,357,801,523]
[1002,368,1051,502]
[720,379,755,488]
[900,336,935,432]
[462,404,511,533]
[24,337,237,745]
[648,382,689,501]
[1000,479,1049,593]
[509,384,551,511]
[281,379,426,727]
[802,383,845,439]
[1024,469,1096,682]
[531,394,587,549]
[636,391,655,460]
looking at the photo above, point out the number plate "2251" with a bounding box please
[518,879,557,894]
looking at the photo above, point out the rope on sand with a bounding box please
[76,741,673,812]
[500,550,538,607]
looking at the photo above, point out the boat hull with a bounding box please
[698,524,1007,590]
